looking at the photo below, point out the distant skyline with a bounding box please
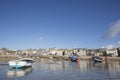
[0,0,120,50]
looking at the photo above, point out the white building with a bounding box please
[106,48,118,56]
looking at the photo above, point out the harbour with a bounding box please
[1,0,120,80]
[0,59,120,80]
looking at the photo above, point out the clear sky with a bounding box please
[0,0,120,50]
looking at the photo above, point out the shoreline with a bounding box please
[0,55,120,62]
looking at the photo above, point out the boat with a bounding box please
[7,67,32,77]
[69,55,80,62]
[8,58,34,69]
[92,56,103,62]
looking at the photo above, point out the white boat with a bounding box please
[8,58,34,68]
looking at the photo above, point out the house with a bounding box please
[78,49,87,56]
[106,48,118,56]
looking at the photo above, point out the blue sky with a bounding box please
[0,0,120,50]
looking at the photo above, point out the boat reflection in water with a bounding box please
[7,67,32,77]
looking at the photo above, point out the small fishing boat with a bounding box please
[69,55,80,62]
[8,58,34,69]
[92,56,102,62]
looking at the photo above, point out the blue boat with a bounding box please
[69,55,80,62]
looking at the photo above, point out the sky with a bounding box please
[0,0,120,50]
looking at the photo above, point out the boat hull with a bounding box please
[92,56,102,62]
[8,58,34,69]
[70,56,80,62]
[9,61,32,68]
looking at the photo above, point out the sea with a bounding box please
[0,59,120,80]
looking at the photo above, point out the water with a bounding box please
[0,60,120,80]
